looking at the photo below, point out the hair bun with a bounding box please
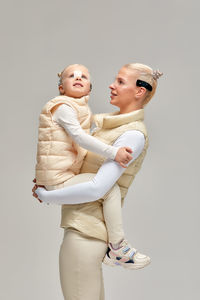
[57,72,62,78]
[152,69,163,80]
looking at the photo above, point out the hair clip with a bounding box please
[152,70,163,80]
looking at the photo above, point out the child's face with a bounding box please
[59,65,91,98]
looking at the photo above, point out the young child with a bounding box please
[34,64,151,270]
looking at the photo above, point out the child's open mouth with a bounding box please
[73,83,83,87]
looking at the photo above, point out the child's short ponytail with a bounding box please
[57,72,62,86]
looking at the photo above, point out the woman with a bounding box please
[33,63,162,299]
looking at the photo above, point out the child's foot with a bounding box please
[103,239,151,270]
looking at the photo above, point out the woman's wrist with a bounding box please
[35,187,48,203]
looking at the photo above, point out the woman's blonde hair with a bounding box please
[123,63,163,105]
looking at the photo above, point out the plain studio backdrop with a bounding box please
[0,0,199,299]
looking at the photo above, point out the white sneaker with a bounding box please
[103,239,151,270]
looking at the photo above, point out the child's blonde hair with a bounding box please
[123,63,163,105]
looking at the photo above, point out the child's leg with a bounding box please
[63,175,125,245]
[102,184,125,245]
[102,184,151,270]
[46,174,125,245]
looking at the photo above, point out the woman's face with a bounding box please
[109,67,139,109]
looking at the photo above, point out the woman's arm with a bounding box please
[53,104,132,165]
[35,130,145,204]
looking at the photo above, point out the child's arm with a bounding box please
[53,104,132,167]
[35,130,145,204]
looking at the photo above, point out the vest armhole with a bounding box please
[50,103,65,115]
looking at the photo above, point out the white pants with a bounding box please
[59,229,107,300]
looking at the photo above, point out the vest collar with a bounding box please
[55,95,89,105]
[94,109,144,129]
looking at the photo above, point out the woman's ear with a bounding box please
[136,87,146,99]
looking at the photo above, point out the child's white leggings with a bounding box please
[59,229,107,300]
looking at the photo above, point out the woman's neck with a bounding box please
[119,102,143,114]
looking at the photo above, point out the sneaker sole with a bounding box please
[103,255,151,270]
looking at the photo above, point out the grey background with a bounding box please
[0,0,199,299]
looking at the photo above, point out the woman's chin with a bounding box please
[110,99,118,107]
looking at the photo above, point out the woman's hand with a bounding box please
[115,147,133,168]
[32,178,43,203]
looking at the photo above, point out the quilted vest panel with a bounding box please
[35,95,92,185]
[61,109,148,242]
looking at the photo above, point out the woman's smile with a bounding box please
[110,91,117,99]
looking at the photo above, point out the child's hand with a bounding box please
[115,147,133,168]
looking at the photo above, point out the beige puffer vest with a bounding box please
[61,109,148,242]
[35,95,92,185]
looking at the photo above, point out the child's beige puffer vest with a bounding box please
[35,95,92,185]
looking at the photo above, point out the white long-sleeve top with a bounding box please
[53,104,119,160]
[35,130,145,204]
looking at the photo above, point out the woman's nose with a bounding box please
[109,83,114,89]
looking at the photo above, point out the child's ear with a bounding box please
[59,85,64,95]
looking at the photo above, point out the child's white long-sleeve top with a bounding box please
[53,104,119,160]
[35,128,145,205]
